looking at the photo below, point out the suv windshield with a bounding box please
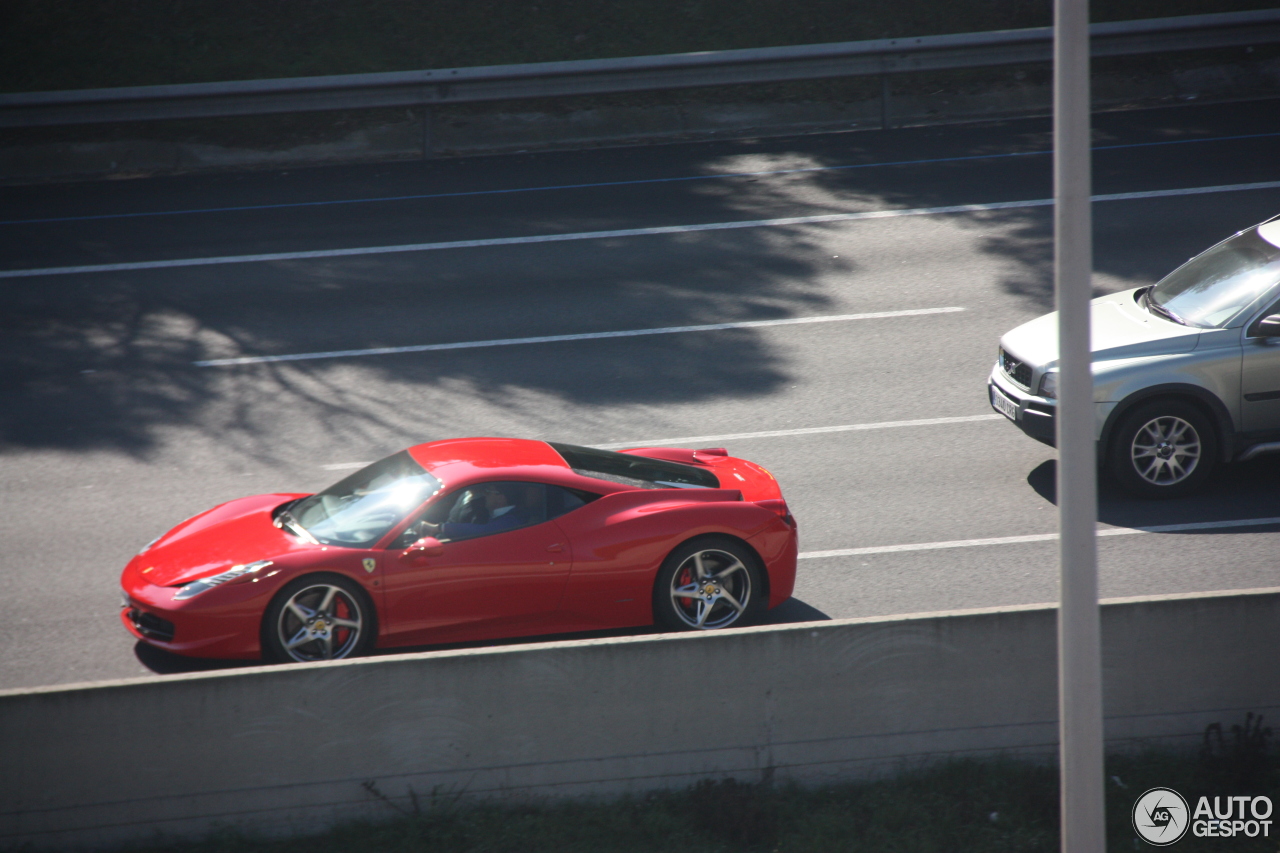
[548,442,720,489]
[289,451,442,547]
[1148,228,1280,329]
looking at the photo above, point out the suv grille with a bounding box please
[1000,348,1032,389]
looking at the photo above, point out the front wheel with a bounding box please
[262,575,376,663]
[653,537,765,631]
[1107,400,1217,498]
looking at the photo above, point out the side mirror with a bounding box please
[1249,314,1280,338]
[399,536,444,566]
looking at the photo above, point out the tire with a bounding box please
[262,574,376,663]
[1107,399,1217,498]
[653,537,766,631]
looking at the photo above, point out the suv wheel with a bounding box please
[1107,400,1217,498]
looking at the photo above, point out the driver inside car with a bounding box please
[416,483,526,541]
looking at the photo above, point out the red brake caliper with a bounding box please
[335,597,350,645]
[678,568,695,613]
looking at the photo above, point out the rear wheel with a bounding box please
[653,537,765,631]
[1107,400,1217,498]
[263,575,375,663]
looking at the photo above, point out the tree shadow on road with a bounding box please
[1,162,848,462]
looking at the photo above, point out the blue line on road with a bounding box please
[4,131,1279,226]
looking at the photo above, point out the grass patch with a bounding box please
[118,719,1280,853]
[3,0,1277,93]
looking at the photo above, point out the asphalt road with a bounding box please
[3,100,1280,690]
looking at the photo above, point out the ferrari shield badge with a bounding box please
[362,558,377,573]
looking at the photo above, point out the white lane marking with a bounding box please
[799,515,1280,559]
[595,414,1003,449]
[319,414,1003,470]
[6,180,1280,280]
[194,306,964,367]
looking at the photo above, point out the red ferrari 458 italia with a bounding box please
[121,438,798,663]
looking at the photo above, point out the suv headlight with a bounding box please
[174,560,272,600]
[1038,371,1058,399]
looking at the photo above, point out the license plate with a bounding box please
[991,386,1019,421]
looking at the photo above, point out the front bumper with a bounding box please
[988,367,1057,447]
[120,581,265,659]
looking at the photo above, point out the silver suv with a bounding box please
[989,215,1280,497]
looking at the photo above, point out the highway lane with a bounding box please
[5,102,1280,271]
[2,100,1280,690]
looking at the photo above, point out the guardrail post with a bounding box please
[422,106,433,158]
[1054,0,1105,850]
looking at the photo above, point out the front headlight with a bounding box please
[174,560,273,600]
[1038,370,1058,399]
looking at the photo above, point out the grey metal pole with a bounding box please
[1054,0,1105,850]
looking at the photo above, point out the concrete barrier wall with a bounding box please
[3,587,1279,850]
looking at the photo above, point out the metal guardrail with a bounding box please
[2,8,1278,128]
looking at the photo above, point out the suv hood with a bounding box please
[133,493,311,587]
[1001,289,1201,368]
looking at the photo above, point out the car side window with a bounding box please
[545,485,600,520]
[390,481,551,547]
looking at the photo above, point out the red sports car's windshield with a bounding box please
[290,451,442,547]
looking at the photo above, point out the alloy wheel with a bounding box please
[1130,415,1201,486]
[275,583,364,662]
[668,548,753,630]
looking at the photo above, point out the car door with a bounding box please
[1241,296,1280,434]
[379,481,572,646]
